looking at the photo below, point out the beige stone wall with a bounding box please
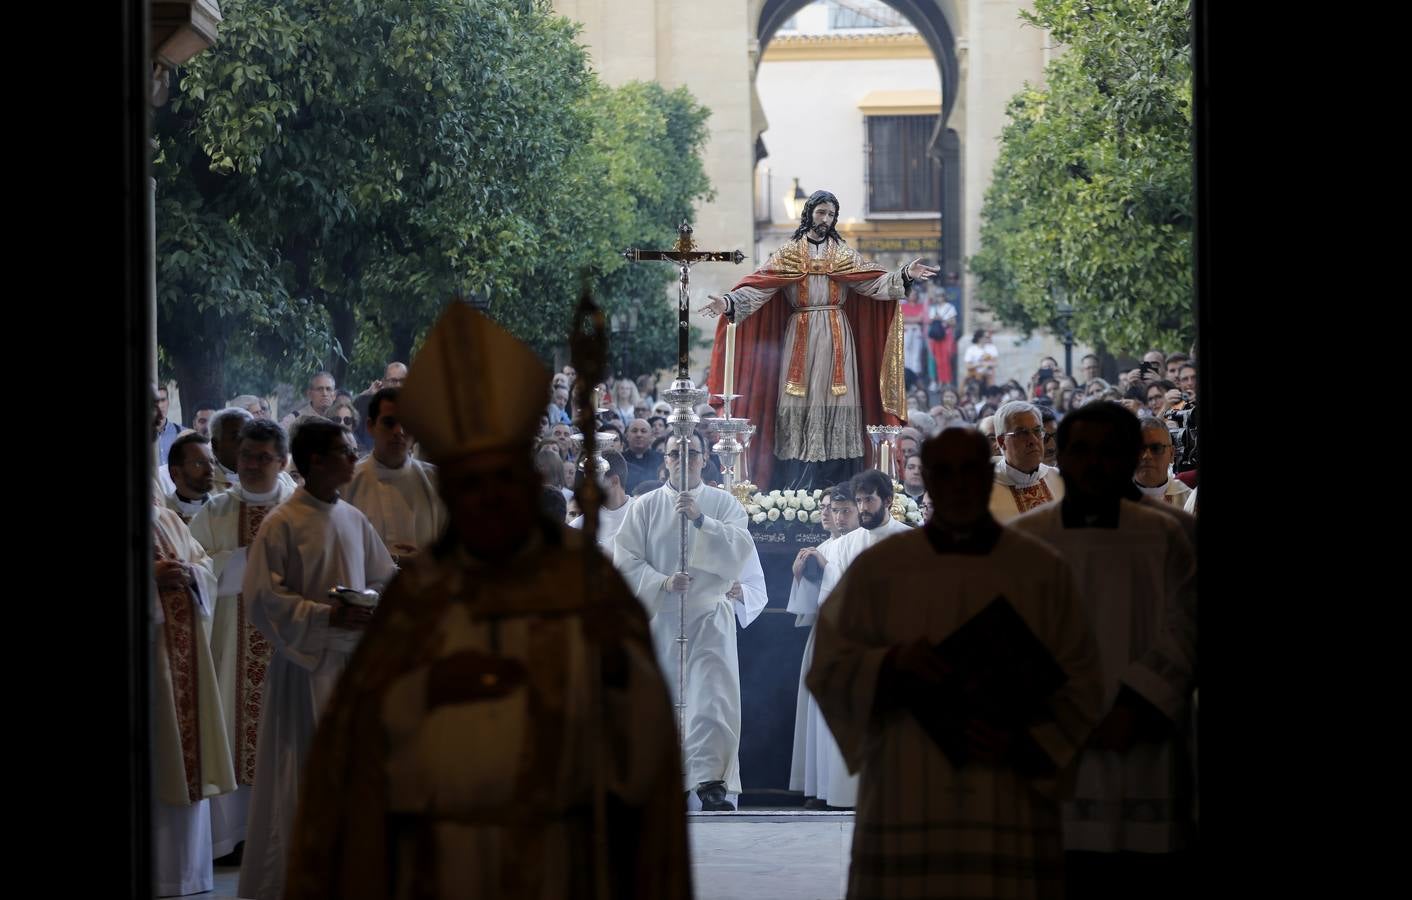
[552,0,1094,386]
[553,0,758,383]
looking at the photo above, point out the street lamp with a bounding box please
[1053,285,1074,375]
[782,177,807,223]
[610,304,640,379]
[457,285,493,313]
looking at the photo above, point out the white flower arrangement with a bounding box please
[753,512,767,524]
[809,510,823,524]
[758,496,775,510]
[891,491,923,523]
[813,489,824,499]
[783,507,797,521]
[787,496,802,509]
[767,508,781,521]
[800,496,816,511]
[783,489,796,498]
[746,504,761,516]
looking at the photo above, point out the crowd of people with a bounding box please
[146,310,1197,899]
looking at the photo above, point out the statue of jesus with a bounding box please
[701,190,938,489]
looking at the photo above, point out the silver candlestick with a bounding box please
[866,424,905,481]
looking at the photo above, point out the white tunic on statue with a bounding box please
[343,455,448,552]
[186,480,296,858]
[989,458,1065,523]
[151,506,234,898]
[236,488,397,900]
[613,482,753,793]
[798,515,913,807]
[1012,499,1196,854]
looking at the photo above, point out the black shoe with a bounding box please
[802,797,828,810]
[695,780,735,812]
[214,840,244,867]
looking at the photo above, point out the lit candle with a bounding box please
[723,321,737,400]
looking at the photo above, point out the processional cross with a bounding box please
[624,221,746,737]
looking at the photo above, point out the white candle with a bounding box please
[723,322,737,400]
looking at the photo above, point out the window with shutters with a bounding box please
[865,114,940,214]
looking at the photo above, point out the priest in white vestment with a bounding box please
[1011,403,1197,897]
[808,428,1102,900]
[1134,418,1194,511]
[989,401,1065,521]
[614,431,754,811]
[186,418,296,863]
[164,432,217,524]
[284,302,691,900]
[211,406,298,494]
[788,484,858,807]
[152,502,236,897]
[344,386,448,562]
[568,448,635,552]
[805,469,914,809]
[237,419,396,900]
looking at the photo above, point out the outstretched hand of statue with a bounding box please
[697,295,728,318]
[906,258,941,282]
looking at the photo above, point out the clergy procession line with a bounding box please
[149,303,1196,899]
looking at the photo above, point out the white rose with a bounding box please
[783,507,797,521]
[783,489,796,498]
[767,508,781,522]
[752,492,766,505]
[769,490,782,498]
[800,497,816,511]
[809,510,823,524]
[787,497,802,509]
[907,512,923,524]
[813,489,823,499]
[753,512,767,524]
[746,504,761,515]
[758,496,774,510]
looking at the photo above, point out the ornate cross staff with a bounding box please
[567,277,614,900]
[624,221,745,737]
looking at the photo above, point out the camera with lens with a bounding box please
[1163,402,1198,473]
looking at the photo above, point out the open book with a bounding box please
[907,595,1067,768]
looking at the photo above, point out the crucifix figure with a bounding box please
[618,223,755,813]
[625,221,746,379]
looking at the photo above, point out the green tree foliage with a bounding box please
[155,0,711,405]
[969,0,1193,355]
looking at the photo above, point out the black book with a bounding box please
[906,595,1068,768]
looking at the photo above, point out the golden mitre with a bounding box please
[398,301,550,462]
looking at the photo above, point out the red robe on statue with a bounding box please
[706,240,906,491]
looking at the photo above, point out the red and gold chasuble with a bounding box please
[154,527,204,803]
[234,502,276,785]
[1009,480,1056,515]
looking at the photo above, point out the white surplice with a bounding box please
[236,488,396,900]
[1012,499,1196,854]
[613,482,753,793]
[343,455,448,553]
